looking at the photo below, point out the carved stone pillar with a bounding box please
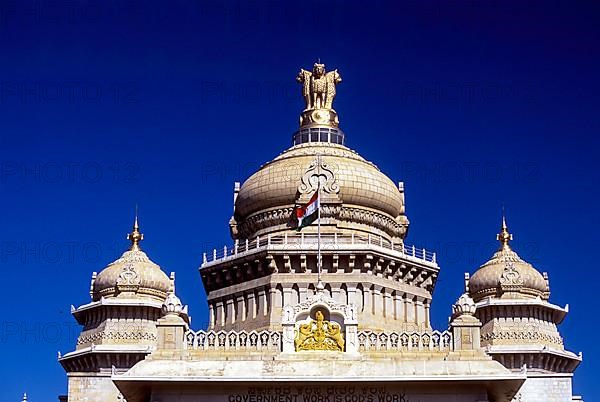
[298,285,308,303]
[282,285,294,307]
[281,305,295,354]
[404,295,415,323]
[156,314,188,351]
[208,303,215,329]
[247,291,257,320]
[331,285,342,304]
[424,300,431,329]
[156,294,189,357]
[216,300,225,328]
[393,292,403,321]
[236,294,246,324]
[450,294,481,351]
[383,289,392,318]
[226,298,236,325]
[415,298,425,327]
[257,288,267,317]
[346,283,358,307]
[363,285,373,315]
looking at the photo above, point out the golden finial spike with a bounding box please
[127,210,143,251]
[497,213,513,250]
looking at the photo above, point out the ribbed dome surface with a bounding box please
[92,249,172,302]
[233,142,406,239]
[469,246,549,302]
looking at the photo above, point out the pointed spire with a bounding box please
[127,208,144,251]
[22,393,28,402]
[496,213,513,251]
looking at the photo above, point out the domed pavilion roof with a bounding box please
[468,217,549,302]
[232,142,408,240]
[92,217,172,302]
[229,62,409,242]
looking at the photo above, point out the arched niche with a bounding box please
[282,288,358,354]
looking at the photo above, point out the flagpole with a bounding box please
[316,154,323,290]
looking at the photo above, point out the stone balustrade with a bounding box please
[201,232,436,266]
[184,328,452,353]
[357,330,452,352]
[185,329,282,352]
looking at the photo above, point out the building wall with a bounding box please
[515,375,574,402]
[209,275,432,333]
[67,373,121,402]
[149,383,490,402]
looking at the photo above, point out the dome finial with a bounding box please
[497,212,513,251]
[127,206,144,251]
[296,61,342,128]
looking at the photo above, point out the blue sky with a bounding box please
[1,0,598,400]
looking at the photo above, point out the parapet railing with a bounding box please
[184,329,452,353]
[202,232,436,265]
[185,329,282,352]
[357,330,452,352]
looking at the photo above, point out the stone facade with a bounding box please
[514,375,576,402]
[59,63,582,402]
[66,374,121,402]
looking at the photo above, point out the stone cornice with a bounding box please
[235,204,408,240]
[475,298,568,324]
[201,250,438,295]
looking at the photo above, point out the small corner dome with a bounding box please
[468,218,549,302]
[92,219,172,302]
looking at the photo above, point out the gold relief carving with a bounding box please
[294,310,344,352]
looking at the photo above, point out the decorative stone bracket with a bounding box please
[282,288,358,354]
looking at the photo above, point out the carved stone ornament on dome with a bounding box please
[235,203,407,239]
[499,262,524,291]
[116,262,140,293]
[297,157,340,203]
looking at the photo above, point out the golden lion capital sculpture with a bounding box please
[296,62,342,127]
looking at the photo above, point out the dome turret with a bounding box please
[468,217,549,302]
[461,216,581,374]
[92,216,172,302]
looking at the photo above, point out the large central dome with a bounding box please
[231,142,408,241]
[229,63,409,242]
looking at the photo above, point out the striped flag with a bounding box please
[295,190,319,230]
